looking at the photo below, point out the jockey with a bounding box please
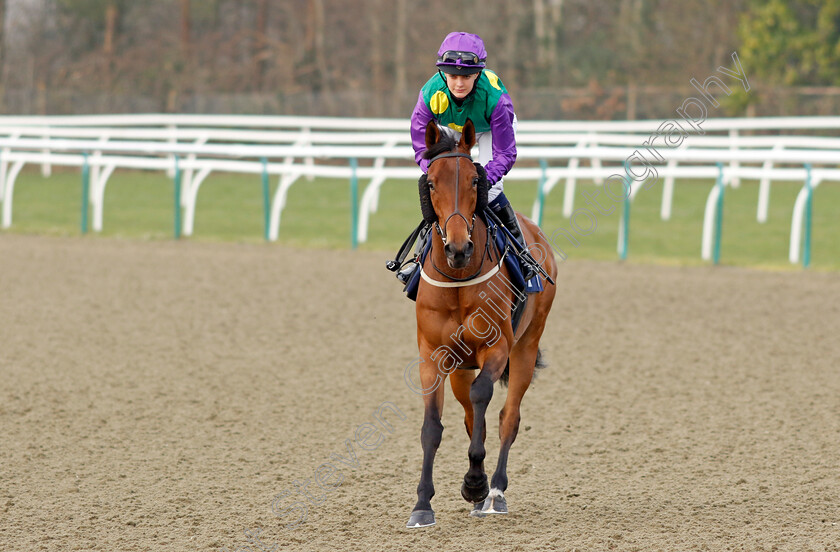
[396,31,522,284]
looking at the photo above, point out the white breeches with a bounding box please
[475,113,517,203]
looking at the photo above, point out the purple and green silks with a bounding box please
[410,70,517,186]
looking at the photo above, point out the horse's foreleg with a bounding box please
[450,369,476,439]
[407,364,446,528]
[461,350,507,505]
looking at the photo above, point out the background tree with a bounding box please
[0,0,836,118]
[0,0,5,110]
[739,0,840,85]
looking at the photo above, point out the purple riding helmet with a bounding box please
[435,32,486,76]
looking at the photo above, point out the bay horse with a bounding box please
[407,119,557,527]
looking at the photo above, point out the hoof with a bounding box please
[460,474,489,503]
[478,489,508,515]
[406,509,436,528]
[469,489,508,517]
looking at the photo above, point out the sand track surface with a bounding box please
[1,235,838,551]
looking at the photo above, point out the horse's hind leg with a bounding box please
[479,342,539,515]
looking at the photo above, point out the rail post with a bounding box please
[803,163,813,269]
[173,155,181,240]
[713,163,724,265]
[536,159,547,227]
[618,161,630,260]
[81,153,90,235]
[350,158,359,250]
[261,157,270,242]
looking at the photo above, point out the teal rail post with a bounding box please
[803,163,813,269]
[261,157,270,241]
[80,153,90,235]
[713,162,724,265]
[350,158,359,250]
[536,159,547,226]
[619,161,630,260]
[173,155,181,240]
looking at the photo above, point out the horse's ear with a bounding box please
[425,120,441,150]
[460,119,476,151]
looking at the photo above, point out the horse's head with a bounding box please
[420,119,488,270]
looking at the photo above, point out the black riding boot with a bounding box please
[492,201,525,247]
[490,198,540,282]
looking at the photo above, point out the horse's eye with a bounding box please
[427,180,435,191]
[471,177,479,188]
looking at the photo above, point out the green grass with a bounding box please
[533,176,840,271]
[3,166,839,271]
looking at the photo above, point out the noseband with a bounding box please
[426,151,476,244]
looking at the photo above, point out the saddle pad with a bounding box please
[491,219,544,295]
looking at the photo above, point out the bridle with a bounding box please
[424,150,497,284]
[427,151,477,244]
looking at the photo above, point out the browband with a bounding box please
[428,152,473,164]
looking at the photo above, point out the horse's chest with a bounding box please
[418,303,504,367]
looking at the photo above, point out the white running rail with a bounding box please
[0,114,838,265]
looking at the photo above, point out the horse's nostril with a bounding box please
[445,241,474,262]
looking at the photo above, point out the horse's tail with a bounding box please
[535,348,547,374]
[499,348,546,387]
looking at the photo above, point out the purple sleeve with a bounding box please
[410,91,434,173]
[485,93,517,185]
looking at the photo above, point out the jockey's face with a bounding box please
[446,73,479,99]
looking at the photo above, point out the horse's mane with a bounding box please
[423,126,457,160]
